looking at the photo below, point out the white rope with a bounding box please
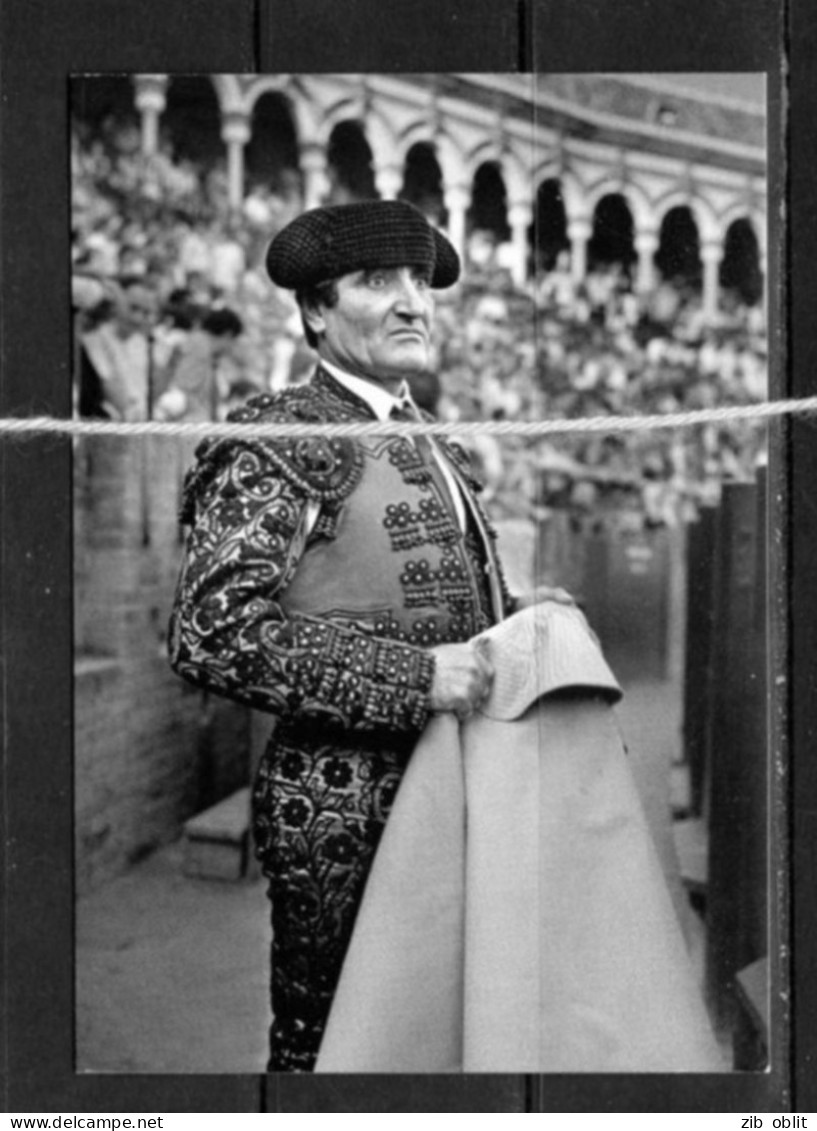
[0,396,815,441]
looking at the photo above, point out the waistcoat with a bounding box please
[280,434,503,648]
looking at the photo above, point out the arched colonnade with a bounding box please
[127,72,767,317]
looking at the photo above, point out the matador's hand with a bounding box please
[428,640,494,721]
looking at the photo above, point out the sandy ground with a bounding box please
[76,840,270,1074]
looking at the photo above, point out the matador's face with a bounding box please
[306,264,435,390]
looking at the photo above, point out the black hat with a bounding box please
[265,199,460,291]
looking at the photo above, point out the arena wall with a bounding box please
[73,435,251,893]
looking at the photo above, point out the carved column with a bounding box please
[701,237,725,322]
[567,216,592,284]
[634,227,660,296]
[133,74,168,157]
[300,144,330,211]
[443,183,470,261]
[508,201,534,289]
[221,111,251,214]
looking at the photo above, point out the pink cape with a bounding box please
[316,605,724,1073]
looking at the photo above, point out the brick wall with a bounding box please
[74,435,251,894]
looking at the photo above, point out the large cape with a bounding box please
[316,603,724,1073]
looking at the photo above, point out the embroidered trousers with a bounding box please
[252,720,414,1072]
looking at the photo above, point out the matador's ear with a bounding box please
[300,294,326,339]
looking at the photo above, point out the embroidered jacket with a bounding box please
[168,368,514,738]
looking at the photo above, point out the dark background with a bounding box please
[1,0,813,1113]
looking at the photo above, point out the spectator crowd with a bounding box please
[71,115,768,532]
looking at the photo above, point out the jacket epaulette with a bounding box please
[179,387,364,524]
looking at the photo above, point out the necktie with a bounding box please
[390,399,464,529]
[390,398,504,622]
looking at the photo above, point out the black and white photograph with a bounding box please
[69,72,775,1080]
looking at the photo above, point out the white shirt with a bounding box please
[320,361,467,530]
[321,360,407,422]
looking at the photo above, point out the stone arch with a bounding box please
[320,96,366,140]
[245,90,302,199]
[533,162,587,224]
[408,129,470,196]
[719,216,764,306]
[399,141,446,224]
[394,120,465,186]
[266,76,323,147]
[467,160,511,243]
[588,192,637,273]
[316,92,397,169]
[397,117,441,158]
[654,188,719,244]
[529,178,570,272]
[465,140,529,205]
[719,202,765,252]
[655,204,702,289]
[161,76,224,169]
[584,176,654,234]
[325,119,378,203]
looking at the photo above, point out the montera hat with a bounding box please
[265,199,460,291]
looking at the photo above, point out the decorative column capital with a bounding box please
[374,163,403,200]
[221,111,251,148]
[700,238,724,265]
[508,201,534,229]
[567,216,592,242]
[443,183,470,212]
[634,227,659,255]
[133,74,168,115]
[634,228,658,294]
